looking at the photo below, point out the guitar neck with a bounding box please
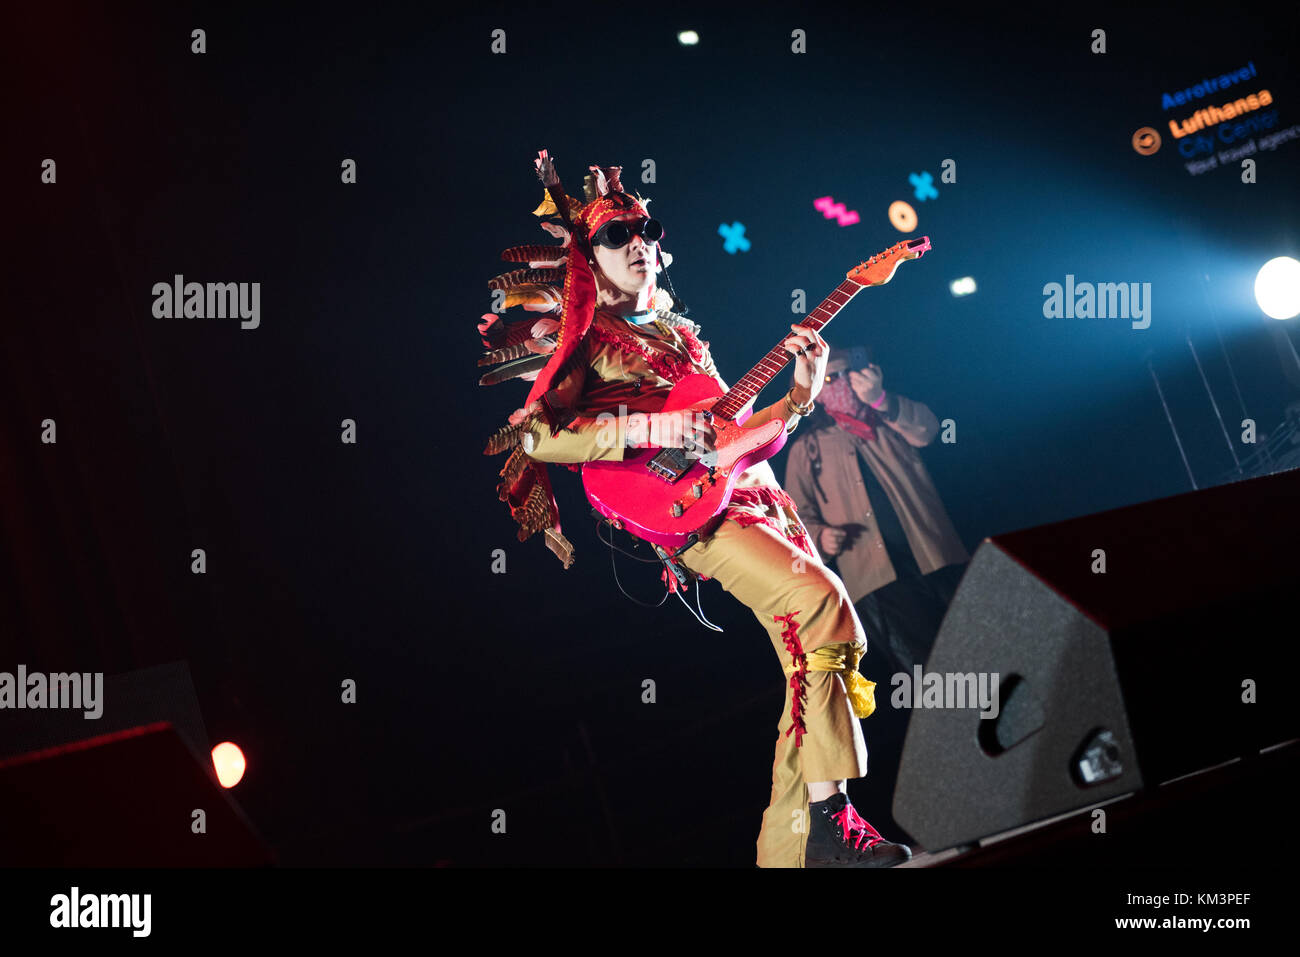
[712,278,864,420]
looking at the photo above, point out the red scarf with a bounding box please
[818,377,879,441]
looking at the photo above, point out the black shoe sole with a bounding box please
[806,843,912,868]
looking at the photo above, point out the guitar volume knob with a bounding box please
[671,503,684,518]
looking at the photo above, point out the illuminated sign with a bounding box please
[717,221,749,253]
[888,201,917,232]
[1132,127,1161,155]
[1168,89,1274,137]
[1162,62,1257,110]
[813,195,860,226]
[1146,58,1298,176]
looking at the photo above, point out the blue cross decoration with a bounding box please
[718,222,750,254]
[909,172,938,202]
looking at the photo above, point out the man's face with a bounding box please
[824,356,877,401]
[591,213,658,296]
[823,357,851,383]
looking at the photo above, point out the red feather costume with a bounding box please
[479,152,670,568]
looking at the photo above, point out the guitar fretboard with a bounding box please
[711,279,863,420]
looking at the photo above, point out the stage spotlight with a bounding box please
[950,277,977,297]
[211,742,246,788]
[677,30,699,46]
[1255,256,1300,320]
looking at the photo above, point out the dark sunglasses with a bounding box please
[824,369,849,383]
[590,217,665,249]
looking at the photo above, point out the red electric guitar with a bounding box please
[583,236,932,550]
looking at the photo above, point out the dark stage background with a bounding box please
[5,2,1299,865]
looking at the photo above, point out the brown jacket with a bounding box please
[783,395,968,603]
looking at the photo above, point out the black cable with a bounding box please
[595,518,724,630]
[658,254,688,316]
[596,517,672,608]
[594,517,661,563]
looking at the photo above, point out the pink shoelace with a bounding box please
[832,803,885,850]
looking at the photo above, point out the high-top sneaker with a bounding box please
[805,793,912,868]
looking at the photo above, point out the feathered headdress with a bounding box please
[478,150,674,568]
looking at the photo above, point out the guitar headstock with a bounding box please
[846,236,931,288]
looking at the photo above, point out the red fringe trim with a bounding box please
[725,487,816,558]
[585,323,701,384]
[774,611,808,748]
[672,324,707,365]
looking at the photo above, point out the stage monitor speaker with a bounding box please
[893,467,1300,852]
[0,722,271,865]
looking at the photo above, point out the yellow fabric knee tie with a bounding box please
[784,640,876,719]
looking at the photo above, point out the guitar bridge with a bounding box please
[646,447,694,483]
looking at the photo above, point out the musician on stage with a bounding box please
[480,152,910,867]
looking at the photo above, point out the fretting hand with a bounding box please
[783,324,830,402]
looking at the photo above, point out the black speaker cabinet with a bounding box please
[893,467,1300,852]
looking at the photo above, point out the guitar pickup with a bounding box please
[646,447,694,483]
